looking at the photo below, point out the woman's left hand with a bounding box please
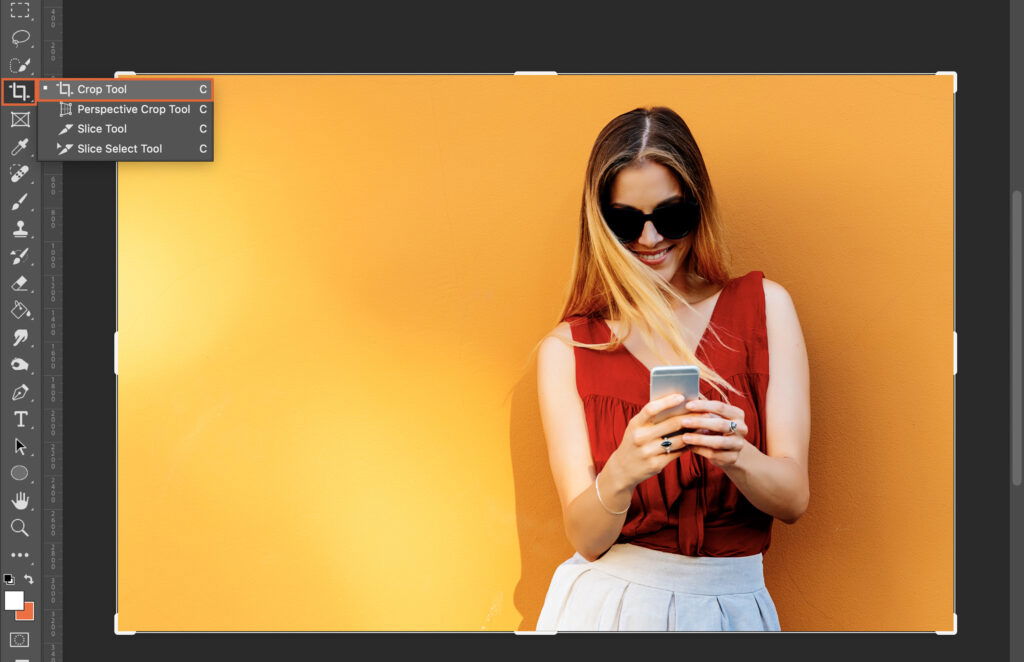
[676,397,749,469]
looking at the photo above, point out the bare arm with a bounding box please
[536,324,635,561]
[720,278,811,523]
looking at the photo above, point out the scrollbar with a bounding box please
[1013,191,1021,487]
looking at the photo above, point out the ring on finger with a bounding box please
[725,420,738,435]
[661,437,673,453]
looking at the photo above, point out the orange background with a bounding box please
[117,74,954,631]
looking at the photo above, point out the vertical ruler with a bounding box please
[40,2,63,661]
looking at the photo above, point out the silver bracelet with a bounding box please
[595,472,629,515]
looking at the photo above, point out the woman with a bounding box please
[533,107,810,631]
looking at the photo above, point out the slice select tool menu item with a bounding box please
[2,78,214,161]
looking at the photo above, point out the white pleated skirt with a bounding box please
[535,543,781,632]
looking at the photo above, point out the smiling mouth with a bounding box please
[631,246,672,262]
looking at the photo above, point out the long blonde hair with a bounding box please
[522,106,741,401]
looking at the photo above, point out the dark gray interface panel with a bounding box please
[0,4,213,657]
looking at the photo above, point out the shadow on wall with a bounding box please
[506,359,576,631]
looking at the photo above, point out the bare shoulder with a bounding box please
[544,321,574,345]
[761,277,797,316]
[538,321,576,367]
[761,278,805,348]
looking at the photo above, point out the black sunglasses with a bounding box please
[600,197,701,243]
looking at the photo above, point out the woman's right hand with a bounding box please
[604,393,693,489]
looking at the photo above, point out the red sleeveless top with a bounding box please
[564,270,773,557]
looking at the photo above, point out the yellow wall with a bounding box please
[117,74,953,631]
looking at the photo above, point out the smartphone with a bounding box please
[649,365,701,437]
